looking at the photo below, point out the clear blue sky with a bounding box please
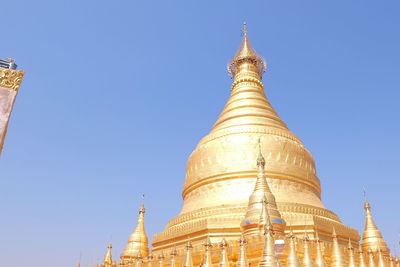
[1,1,399,266]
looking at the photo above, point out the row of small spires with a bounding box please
[90,141,396,267]
[89,226,400,267]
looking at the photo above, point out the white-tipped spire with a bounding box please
[219,238,230,267]
[359,244,367,267]
[258,224,278,267]
[348,239,356,267]
[286,231,300,267]
[368,249,376,267]
[303,233,314,267]
[170,248,177,267]
[315,232,327,267]
[202,238,213,267]
[183,241,193,267]
[237,235,248,267]
[331,228,345,267]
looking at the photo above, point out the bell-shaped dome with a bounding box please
[181,26,325,215]
[121,204,149,261]
[152,24,359,252]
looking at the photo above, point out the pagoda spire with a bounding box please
[331,228,345,267]
[170,248,177,267]
[241,139,284,237]
[394,257,399,267]
[377,248,387,267]
[315,232,327,267]
[259,195,271,230]
[303,233,314,267]
[103,243,113,267]
[228,22,266,78]
[219,238,230,267]
[359,244,367,267]
[147,253,154,267]
[183,241,193,267]
[286,231,300,267]
[258,224,278,267]
[157,253,164,267]
[348,239,356,267]
[122,197,149,261]
[237,235,248,267]
[368,249,376,267]
[362,196,389,254]
[202,238,213,267]
[389,257,395,267]
[212,24,287,132]
[135,254,144,267]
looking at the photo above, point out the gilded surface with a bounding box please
[121,204,149,262]
[0,69,24,91]
[152,25,359,252]
[0,69,24,154]
[361,201,389,255]
[96,26,396,267]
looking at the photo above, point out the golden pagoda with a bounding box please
[361,199,389,254]
[152,23,359,253]
[121,202,149,263]
[102,243,113,267]
[92,24,398,267]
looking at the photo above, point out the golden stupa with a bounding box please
[95,24,397,267]
[152,22,358,248]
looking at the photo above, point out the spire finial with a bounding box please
[286,231,300,267]
[228,23,266,77]
[259,194,271,230]
[315,232,327,267]
[302,233,314,267]
[364,189,371,210]
[377,247,386,267]
[258,224,278,267]
[219,238,230,267]
[257,137,265,167]
[242,22,248,37]
[331,228,345,267]
[359,243,367,267]
[202,238,213,267]
[368,249,376,267]
[157,253,164,267]
[183,241,194,267]
[348,239,356,267]
[170,247,177,267]
[237,235,248,267]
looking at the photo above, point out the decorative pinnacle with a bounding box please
[139,194,145,213]
[186,240,193,249]
[170,247,177,257]
[205,237,212,249]
[288,230,295,239]
[242,22,248,37]
[363,189,371,210]
[227,23,266,78]
[239,234,247,246]
[220,238,228,248]
[257,138,266,167]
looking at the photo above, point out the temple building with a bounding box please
[96,25,398,267]
[0,58,24,155]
